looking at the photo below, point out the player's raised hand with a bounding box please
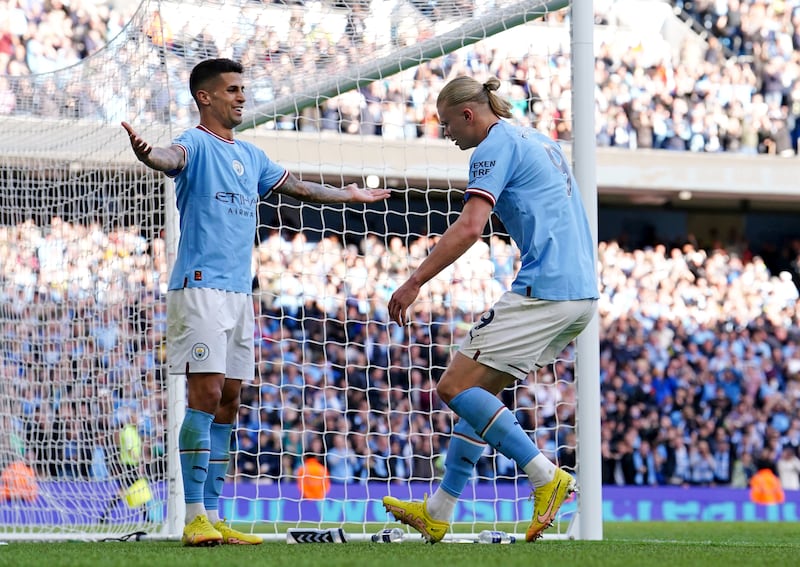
[121,121,153,163]
[121,122,184,173]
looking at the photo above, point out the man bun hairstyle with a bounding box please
[437,75,513,119]
[189,58,244,101]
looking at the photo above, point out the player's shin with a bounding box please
[179,408,214,519]
[449,387,540,468]
[428,420,487,520]
[204,422,233,523]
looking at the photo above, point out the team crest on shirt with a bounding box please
[232,160,244,176]
[191,343,210,361]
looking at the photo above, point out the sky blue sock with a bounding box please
[179,408,214,505]
[439,419,486,497]
[204,422,233,515]
[448,387,539,468]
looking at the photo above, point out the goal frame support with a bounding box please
[571,0,603,541]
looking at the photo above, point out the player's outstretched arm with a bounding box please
[387,196,492,325]
[121,122,185,173]
[276,172,391,204]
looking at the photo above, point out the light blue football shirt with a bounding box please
[167,125,289,294]
[465,120,598,300]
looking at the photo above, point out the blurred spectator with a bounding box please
[296,436,330,499]
[325,432,361,484]
[366,433,391,480]
[234,429,259,479]
[601,439,619,485]
[409,433,437,481]
[692,437,725,486]
[749,451,785,505]
[730,450,757,488]
[633,439,658,485]
[776,445,800,490]
[712,437,734,485]
[0,459,38,502]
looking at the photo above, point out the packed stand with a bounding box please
[1,215,800,491]
[0,218,170,482]
[2,0,800,155]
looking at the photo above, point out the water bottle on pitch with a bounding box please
[476,530,516,544]
[371,528,404,543]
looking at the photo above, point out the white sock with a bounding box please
[206,509,220,524]
[185,502,205,524]
[426,489,458,521]
[524,454,557,488]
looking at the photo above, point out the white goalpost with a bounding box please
[0,0,600,542]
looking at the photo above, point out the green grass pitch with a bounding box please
[0,522,796,567]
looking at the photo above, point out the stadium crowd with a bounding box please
[1,0,800,154]
[1,214,800,492]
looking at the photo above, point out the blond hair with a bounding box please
[437,75,513,119]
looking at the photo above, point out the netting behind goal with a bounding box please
[0,0,590,541]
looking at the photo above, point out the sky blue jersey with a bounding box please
[465,120,598,300]
[167,125,289,294]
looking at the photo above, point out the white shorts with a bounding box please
[457,291,597,380]
[166,287,255,380]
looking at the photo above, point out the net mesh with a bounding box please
[0,0,576,540]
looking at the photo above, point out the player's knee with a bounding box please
[187,378,225,413]
[216,379,242,422]
[436,380,461,405]
[216,398,240,423]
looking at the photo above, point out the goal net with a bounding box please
[0,0,593,542]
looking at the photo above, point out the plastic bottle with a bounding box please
[476,530,516,544]
[371,527,405,543]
